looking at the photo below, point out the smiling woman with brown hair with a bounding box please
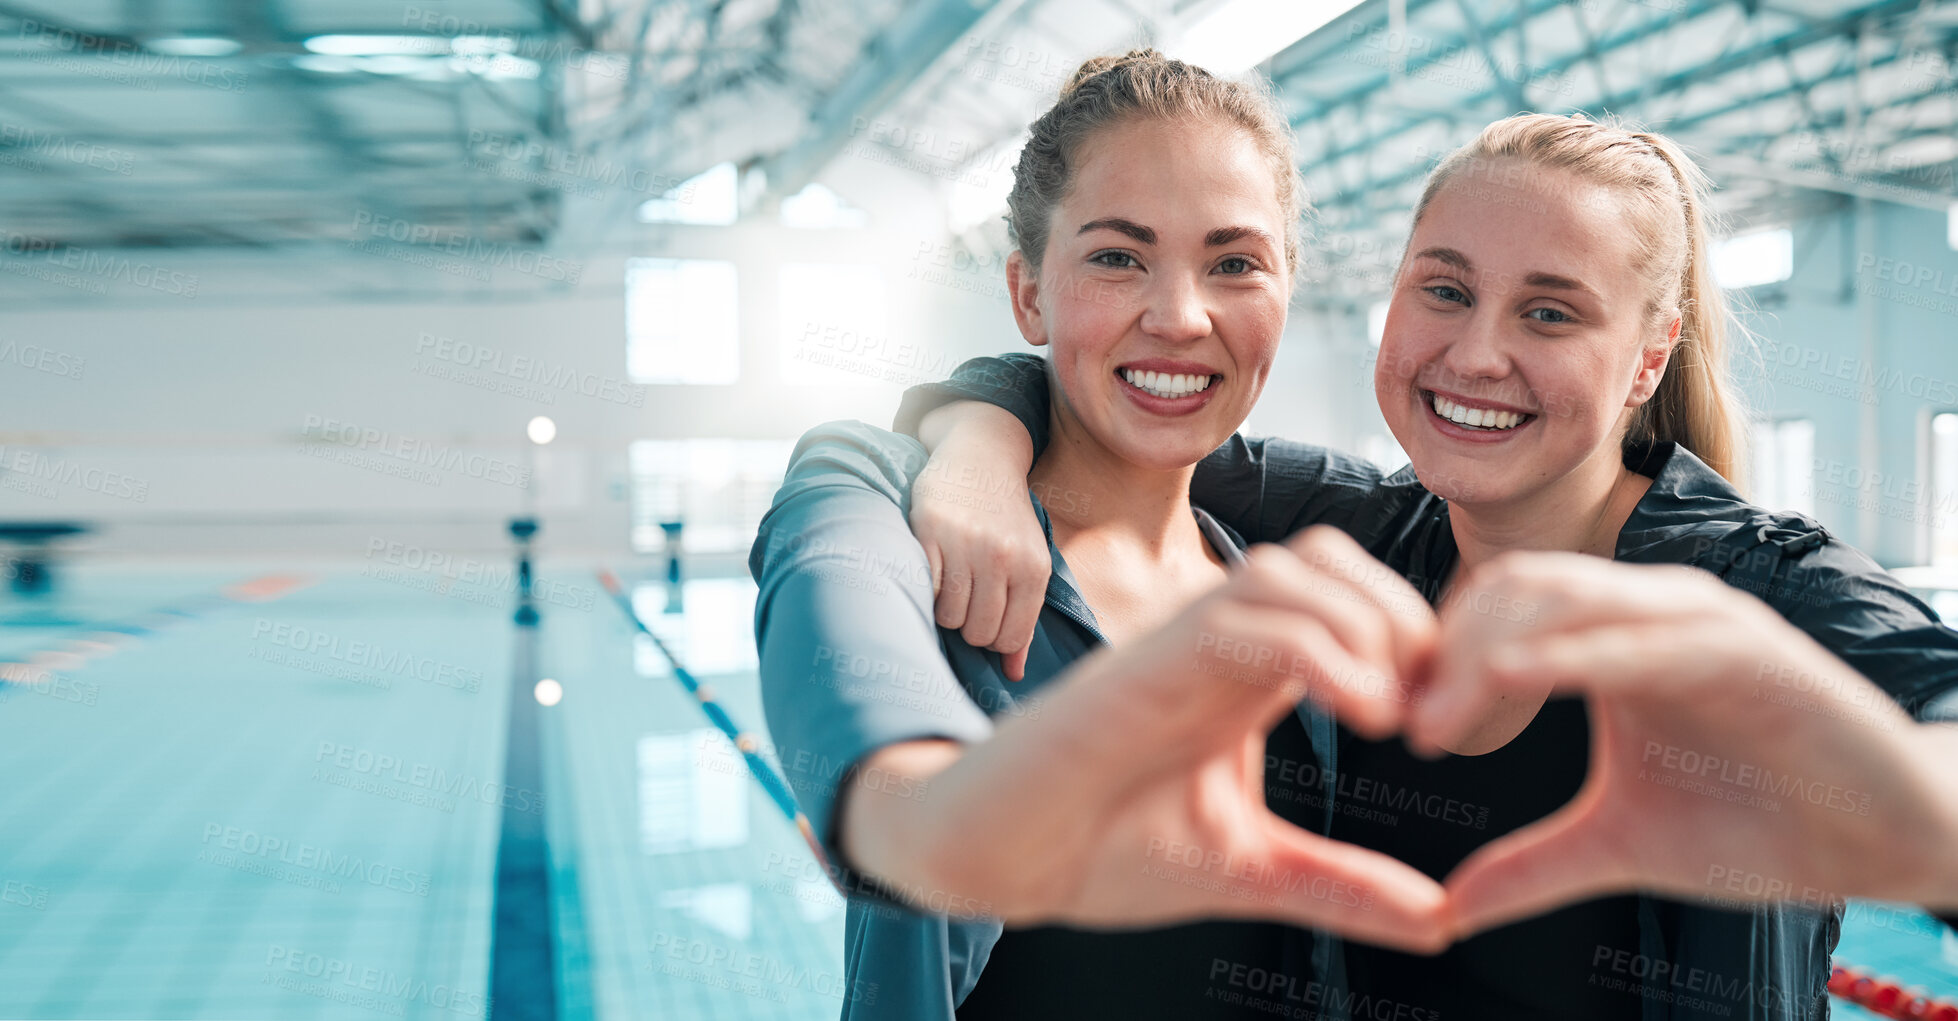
[751,49,1454,1021]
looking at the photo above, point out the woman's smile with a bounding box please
[1419,387,1538,444]
[1116,359,1223,416]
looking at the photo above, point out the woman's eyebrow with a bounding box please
[1414,246,1598,297]
[1076,217,1156,245]
[1412,246,1472,270]
[1206,225,1276,248]
[1522,270,1599,298]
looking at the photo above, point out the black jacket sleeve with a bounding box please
[895,353,1433,549]
[1188,437,1433,548]
[1769,543,1958,723]
[1744,534,1958,931]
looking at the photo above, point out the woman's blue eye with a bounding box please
[1426,284,1467,304]
[1092,251,1138,269]
[1217,256,1251,275]
[1527,307,1572,324]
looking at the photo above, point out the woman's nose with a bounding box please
[1137,271,1212,344]
[1436,309,1511,386]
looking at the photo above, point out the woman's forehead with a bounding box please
[1061,119,1287,226]
[1413,162,1642,289]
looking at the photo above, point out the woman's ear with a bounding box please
[1006,250,1048,348]
[1626,312,1682,407]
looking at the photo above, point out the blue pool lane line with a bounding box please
[594,570,833,875]
[488,587,559,1021]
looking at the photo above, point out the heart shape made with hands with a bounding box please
[1284,533,1928,941]
[913,524,1928,954]
[1055,524,1922,951]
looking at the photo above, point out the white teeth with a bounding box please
[1430,392,1526,431]
[1121,367,1215,399]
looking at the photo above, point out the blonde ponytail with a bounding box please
[1622,131,1743,483]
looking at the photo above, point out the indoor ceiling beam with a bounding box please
[754,0,999,203]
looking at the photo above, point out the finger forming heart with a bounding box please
[921,536,1925,954]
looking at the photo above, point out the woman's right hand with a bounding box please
[842,527,1453,951]
[911,402,1050,680]
[1410,552,1958,934]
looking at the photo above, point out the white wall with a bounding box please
[1738,200,1958,566]
[34,182,1941,570]
[0,98,1416,566]
[0,205,1023,560]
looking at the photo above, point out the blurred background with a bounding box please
[1,0,1956,1018]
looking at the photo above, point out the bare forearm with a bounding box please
[836,739,966,894]
[917,401,1034,464]
[829,663,1148,918]
[1911,723,1958,911]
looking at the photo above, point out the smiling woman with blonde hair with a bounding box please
[896,111,1958,1019]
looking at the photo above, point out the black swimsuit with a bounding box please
[956,711,1324,1020]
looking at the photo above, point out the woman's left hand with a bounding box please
[1405,552,1956,937]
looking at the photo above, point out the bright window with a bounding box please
[1168,0,1366,77]
[779,263,889,386]
[945,134,1022,235]
[626,438,794,554]
[779,183,868,230]
[637,162,739,225]
[637,731,748,854]
[1357,433,1409,475]
[626,258,739,385]
[1930,413,1958,568]
[630,579,757,679]
[1711,227,1793,289]
[1749,417,1815,517]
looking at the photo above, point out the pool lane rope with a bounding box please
[0,573,313,687]
[595,570,832,876]
[1829,965,1958,1020]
